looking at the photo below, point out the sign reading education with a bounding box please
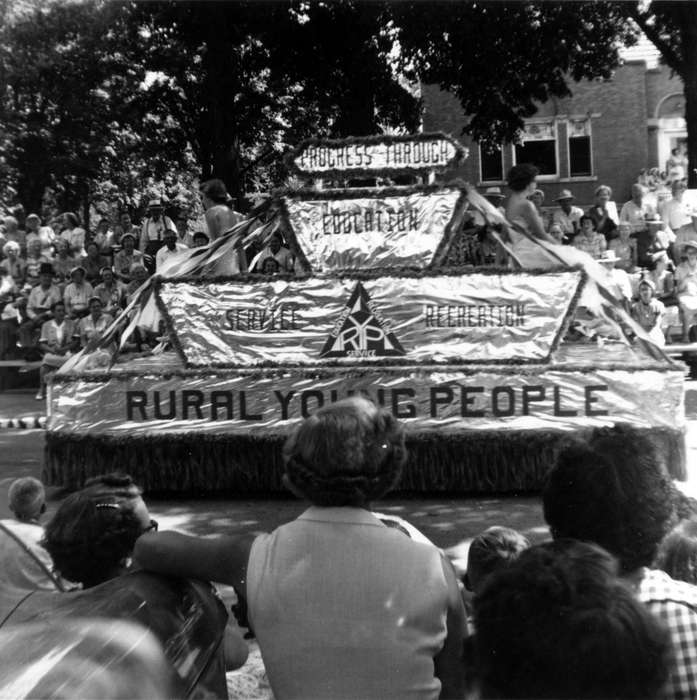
[48,367,684,437]
[283,186,466,270]
[287,132,466,178]
[158,271,583,366]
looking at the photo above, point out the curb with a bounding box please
[0,416,46,430]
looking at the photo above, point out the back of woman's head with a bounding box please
[282,397,407,507]
[43,474,146,588]
[200,179,230,205]
[506,163,538,192]
[655,518,697,585]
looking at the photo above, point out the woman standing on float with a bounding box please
[504,163,558,268]
[199,179,247,273]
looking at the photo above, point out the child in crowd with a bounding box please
[608,222,637,272]
[631,278,665,346]
[0,477,63,590]
[655,518,697,586]
[676,240,697,341]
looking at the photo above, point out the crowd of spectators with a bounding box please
[0,180,298,387]
[5,402,697,698]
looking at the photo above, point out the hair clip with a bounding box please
[95,503,120,510]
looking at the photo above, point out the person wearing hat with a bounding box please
[573,215,607,259]
[19,262,61,351]
[62,266,94,319]
[74,295,113,350]
[598,249,632,306]
[138,198,175,262]
[93,266,125,317]
[635,213,672,270]
[676,240,697,341]
[483,186,506,214]
[155,226,188,272]
[631,278,666,346]
[113,233,144,283]
[550,189,583,241]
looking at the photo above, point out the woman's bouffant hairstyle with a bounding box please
[282,397,407,507]
[43,473,145,588]
[655,518,697,585]
[506,163,539,192]
[200,178,231,205]
[63,212,79,228]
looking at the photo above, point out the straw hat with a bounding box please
[598,250,620,264]
[484,186,505,200]
[555,189,575,202]
[683,240,697,253]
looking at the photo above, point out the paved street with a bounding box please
[2,384,697,567]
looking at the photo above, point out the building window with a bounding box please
[479,144,503,182]
[568,119,592,177]
[514,121,557,177]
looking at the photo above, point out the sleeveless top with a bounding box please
[246,507,449,700]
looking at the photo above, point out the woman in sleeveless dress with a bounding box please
[504,163,559,268]
[134,397,466,700]
[200,178,247,273]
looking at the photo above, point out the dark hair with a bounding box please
[543,425,675,573]
[43,473,146,588]
[579,214,593,226]
[50,300,66,313]
[506,163,538,192]
[474,539,670,699]
[466,526,529,593]
[63,212,79,228]
[282,397,407,507]
[200,178,230,205]
[655,518,697,585]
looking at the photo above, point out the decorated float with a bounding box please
[44,133,686,493]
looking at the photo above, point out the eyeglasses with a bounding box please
[143,519,158,533]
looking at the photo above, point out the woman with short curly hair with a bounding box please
[135,397,467,699]
[43,473,155,588]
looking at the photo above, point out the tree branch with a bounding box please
[625,6,683,73]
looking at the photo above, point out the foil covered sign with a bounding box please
[157,270,584,367]
[282,185,467,271]
[286,132,466,178]
[48,366,684,436]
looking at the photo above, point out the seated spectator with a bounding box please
[543,425,697,699]
[655,518,697,586]
[155,226,188,272]
[631,278,665,346]
[473,539,670,699]
[76,296,113,349]
[175,214,194,247]
[261,257,281,274]
[126,263,150,303]
[135,397,467,699]
[251,232,294,272]
[80,240,108,285]
[20,262,61,352]
[587,184,618,240]
[113,233,144,283]
[43,473,155,589]
[52,238,76,288]
[0,240,26,289]
[676,241,697,341]
[2,215,27,254]
[192,230,209,248]
[464,525,529,596]
[598,250,632,307]
[573,215,607,258]
[37,300,78,399]
[59,212,86,257]
[608,222,637,272]
[91,217,113,254]
[620,183,656,235]
[0,477,64,591]
[93,267,125,317]
[113,211,138,244]
[550,189,583,240]
[24,237,51,290]
[528,188,548,228]
[636,214,672,270]
[63,266,94,319]
[548,222,565,244]
[24,213,55,254]
[660,180,697,249]
[649,250,676,301]
[0,269,20,359]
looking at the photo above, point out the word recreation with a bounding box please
[125,384,609,422]
[296,139,454,172]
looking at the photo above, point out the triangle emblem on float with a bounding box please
[319,282,406,358]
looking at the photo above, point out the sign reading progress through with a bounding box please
[286,132,466,178]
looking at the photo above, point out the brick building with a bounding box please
[422,39,686,209]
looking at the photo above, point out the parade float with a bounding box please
[43,133,686,493]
